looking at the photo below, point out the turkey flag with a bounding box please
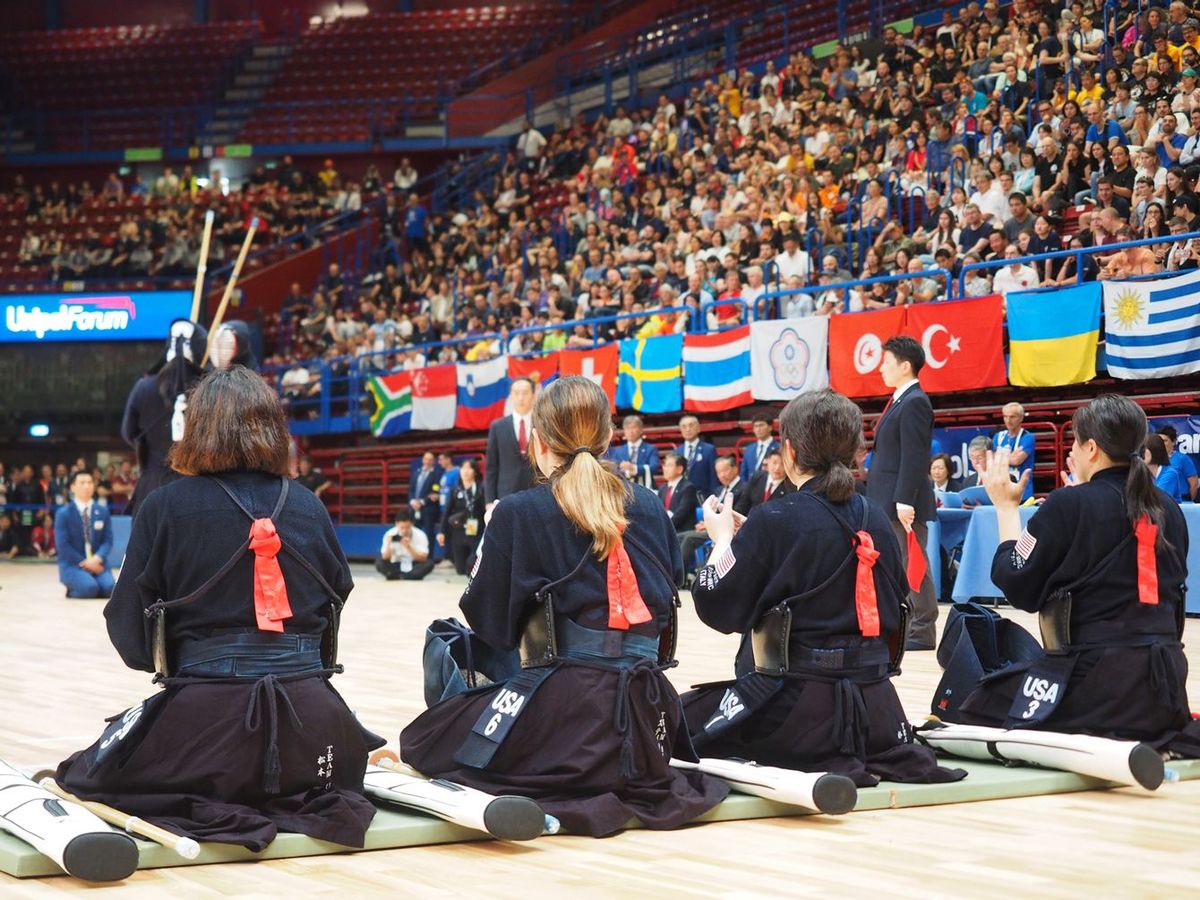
[559,344,619,411]
[902,295,1007,394]
[829,307,906,398]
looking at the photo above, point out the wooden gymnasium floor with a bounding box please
[2,560,1200,898]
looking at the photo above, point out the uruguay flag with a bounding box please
[683,326,752,412]
[617,334,683,413]
[456,356,510,430]
[1103,269,1200,379]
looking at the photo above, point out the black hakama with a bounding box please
[400,484,728,837]
[945,468,1200,756]
[682,485,964,786]
[56,472,384,851]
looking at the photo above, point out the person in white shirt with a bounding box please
[971,171,1009,224]
[516,120,547,161]
[991,245,1040,297]
[773,233,811,283]
[376,507,433,581]
[393,158,418,191]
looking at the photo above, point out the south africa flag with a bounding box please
[367,372,413,437]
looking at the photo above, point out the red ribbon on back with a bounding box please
[606,530,653,631]
[853,531,881,638]
[1135,515,1159,606]
[905,528,927,592]
[249,518,293,632]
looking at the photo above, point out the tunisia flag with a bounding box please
[903,295,1006,394]
[559,344,619,412]
[829,307,906,398]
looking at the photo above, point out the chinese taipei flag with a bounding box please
[456,356,510,430]
[410,364,457,431]
[902,295,1007,394]
[683,326,752,412]
[750,317,829,401]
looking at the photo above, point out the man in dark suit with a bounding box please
[607,414,660,489]
[484,377,536,508]
[866,335,938,650]
[958,436,992,490]
[54,470,114,598]
[741,448,794,515]
[712,454,748,511]
[657,452,701,533]
[408,451,443,546]
[676,414,718,499]
[739,415,780,482]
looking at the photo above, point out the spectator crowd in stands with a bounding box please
[254,0,1200,381]
[7,156,382,288]
[0,458,136,559]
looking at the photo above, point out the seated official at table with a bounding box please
[54,470,115,599]
[1144,434,1187,504]
[958,437,991,492]
[930,453,961,494]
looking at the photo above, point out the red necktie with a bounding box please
[764,481,773,502]
[518,417,528,453]
[664,484,674,509]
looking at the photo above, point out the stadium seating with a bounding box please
[242,5,596,145]
[0,22,261,151]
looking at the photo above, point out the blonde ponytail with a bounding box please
[532,376,631,559]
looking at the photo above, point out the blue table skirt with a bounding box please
[946,504,1200,613]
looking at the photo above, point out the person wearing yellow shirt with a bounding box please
[718,72,742,117]
[1069,70,1104,105]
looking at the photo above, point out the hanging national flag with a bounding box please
[1007,283,1101,387]
[750,317,829,401]
[508,351,559,390]
[560,343,619,411]
[829,307,905,398]
[683,326,752,412]
[456,356,510,430]
[366,372,412,438]
[1103,269,1200,379]
[617,334,684,413]
[410,364,457,430]
[903,295,1007,394]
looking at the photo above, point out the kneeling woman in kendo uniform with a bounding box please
[934,394,1200,754]
[400,375,728,836]
[57,366,384,851]
[682,390,964,786]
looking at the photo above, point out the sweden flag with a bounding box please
[616,334,683,413]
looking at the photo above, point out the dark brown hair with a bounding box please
[1073,394,1168,547]
[170,366,290,477]
[779,389,862,503]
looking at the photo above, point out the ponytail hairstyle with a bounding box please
[778,389,861,503]
[531,375,631,559]
[1072,394,1169,549]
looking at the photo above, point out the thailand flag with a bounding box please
[683,326,752,412]
[456,356,510,430]
[411,364,457,431]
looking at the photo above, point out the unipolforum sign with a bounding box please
[0,291,191,342]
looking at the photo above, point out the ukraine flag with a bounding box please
[1006,283,1101,387]
[617,334,683,413]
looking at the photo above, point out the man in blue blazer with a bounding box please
[607,414,660,489]
[675,414,719,500]
[54,470,115,599]
[739,415,780,482]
